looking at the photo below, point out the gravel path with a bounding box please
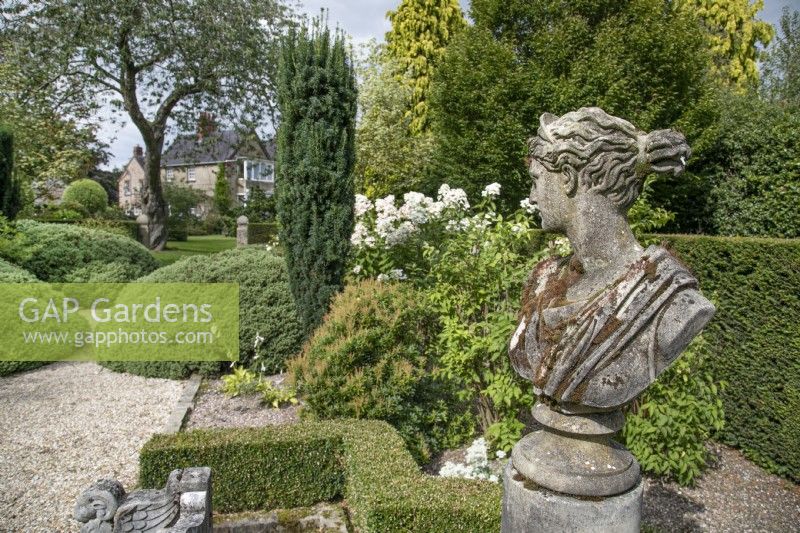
[0,362,185,532]
[186,376,299,430]
[643,443,800,532]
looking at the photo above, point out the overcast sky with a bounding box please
[100,0,797,169]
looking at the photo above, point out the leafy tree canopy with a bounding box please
[355,41,435,198]
[1,0,294,249]
[674,0,774,90]
[762,7,800,105]
[386,0,466,134]
[429,0,711,210]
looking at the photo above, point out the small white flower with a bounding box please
[495,450,507,459]
[388,268,407,280]
[437,183,470,210]
[253,332,265,350]
[376,273,390,282]
[350,222,372,248]
[481,182,502,198]
[352,264,363,275]
[354,194,373,218]
[520,198,539,215]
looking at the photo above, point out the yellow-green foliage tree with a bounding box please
[355,41,435,198]
[385,0,466,134]
[675,0,774,90]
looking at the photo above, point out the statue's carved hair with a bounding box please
[529,107,691,211]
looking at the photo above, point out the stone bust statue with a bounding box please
[502,108,716,522]
[510,107,715,411]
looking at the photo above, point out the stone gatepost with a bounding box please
[502,108,715,532]
[236,215,249,247]
[136,213,150,247]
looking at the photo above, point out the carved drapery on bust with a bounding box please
[510,245,708,409]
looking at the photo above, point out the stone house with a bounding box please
[118,146,146,215]
[118,121,275,217]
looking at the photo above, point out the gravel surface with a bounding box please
[186,375,300,430]
[642,442,800,532]
[0,362,185,532]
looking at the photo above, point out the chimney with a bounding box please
[197,112,217,141]
[133,145,144,159]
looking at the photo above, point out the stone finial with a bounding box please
[74,467,211,533]
[502,107,715,533]
[236,215,249,247]
[136,214,151,247]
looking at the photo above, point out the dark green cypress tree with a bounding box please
[0,125,21,219]
[276,18,357,334]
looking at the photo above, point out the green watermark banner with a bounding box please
[0,283,239,362]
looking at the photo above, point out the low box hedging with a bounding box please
[248,222,278,244]
[657,234,800,481]
[140,420,501,532]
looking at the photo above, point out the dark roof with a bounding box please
[162,130,275,167]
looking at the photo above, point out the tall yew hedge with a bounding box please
[276,19,357,334]
[661,234,800,481]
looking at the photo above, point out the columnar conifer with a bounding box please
[214,163,232,215]
[0,126,21,219]
[276,19,357,334]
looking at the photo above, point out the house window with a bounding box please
[187,167,196,182]
[246,161,274,182]
[123,180,131,197]
[166,169,175,182]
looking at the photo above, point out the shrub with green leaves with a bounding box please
[289,279,471,463]
[0,256,37,282]
[62,178,108,215]
[622,335,725,486]
[139,247,304,374]
[4,220,157,282]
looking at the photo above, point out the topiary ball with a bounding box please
[62,178,108,215]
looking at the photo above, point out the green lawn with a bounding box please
[151,235,236,266]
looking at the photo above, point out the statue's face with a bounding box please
[529,158,570,232]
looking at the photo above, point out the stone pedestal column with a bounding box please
[501,402,642,532]
[236,215,249,247]
[502,462,642,533]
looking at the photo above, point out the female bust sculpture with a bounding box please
[509,107,716,411]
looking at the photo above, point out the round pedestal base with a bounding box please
[501,462,643,533]
[511,427,640,497]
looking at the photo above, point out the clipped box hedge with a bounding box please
[140,420,501,532]
[248,222,279,244]
[659,234,800,481]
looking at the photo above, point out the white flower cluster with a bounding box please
[520,198,539,215]
[438,437,503,483]
[438,184,470,210]
[376,269,407,282]
[351,222,376,248]
[354,194,373,217]
[481,182,502,198]
[350,185,470,249]
[551,236,572,257]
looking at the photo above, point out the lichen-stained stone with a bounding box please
[503,107,714,531]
